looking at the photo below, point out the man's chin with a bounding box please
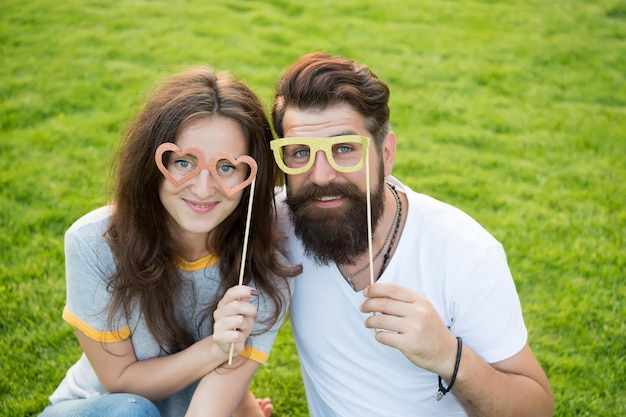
[301,246,337,267]
[286,180,385,266]
[293,220,367,266]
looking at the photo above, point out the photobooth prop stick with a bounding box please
[364,150,375,287]
[227,174,256,365]
[270,135,376,286]
[155,143,258,365]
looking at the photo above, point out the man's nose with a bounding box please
[307,150,337,185]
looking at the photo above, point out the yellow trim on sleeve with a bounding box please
[63,307,131,343]
[240,345,270,364]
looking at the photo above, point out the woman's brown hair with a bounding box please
[106,67,300,353]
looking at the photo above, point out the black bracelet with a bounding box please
[434,336,463,401]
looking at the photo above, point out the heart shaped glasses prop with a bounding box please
[155,142,257,197]
[271,135,377,291]
[155,142,258,364]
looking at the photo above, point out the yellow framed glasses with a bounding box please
[270,135,370,175]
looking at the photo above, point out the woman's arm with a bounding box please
[185,359,261,417]
[234,391,273,417]
[77,285,258,402]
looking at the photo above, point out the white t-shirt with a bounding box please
[280,177,527,417]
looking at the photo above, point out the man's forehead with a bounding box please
[282,104,367,138]
[275,135,369,147]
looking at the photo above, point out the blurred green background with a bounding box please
[1,0,624,415]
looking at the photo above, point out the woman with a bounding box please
[40,67,300,417]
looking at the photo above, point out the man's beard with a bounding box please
[286,174,386,266]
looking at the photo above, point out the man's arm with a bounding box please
[362,283,554,417]
[443,342,553,417]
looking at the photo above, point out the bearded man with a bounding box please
[271,52,554,417]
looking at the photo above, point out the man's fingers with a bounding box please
[363,282,420,303]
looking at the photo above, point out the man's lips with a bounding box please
[317,195,342,201]
[313,195,344,207]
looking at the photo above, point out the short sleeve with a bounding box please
[243,255,293,364]
[449,243,528,363]
[63,208,130,342]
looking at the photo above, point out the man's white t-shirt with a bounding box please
[280,177,527,417]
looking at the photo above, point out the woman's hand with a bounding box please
[212,285,259,359]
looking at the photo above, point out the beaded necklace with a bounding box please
[340,182,402,289]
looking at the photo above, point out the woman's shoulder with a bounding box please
[65,205,114,244]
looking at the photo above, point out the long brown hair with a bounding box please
[106,67,300,353]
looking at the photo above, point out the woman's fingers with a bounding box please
[212,285,259,355]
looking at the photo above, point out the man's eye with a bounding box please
[294,149,310,158]
[336,145,353,154]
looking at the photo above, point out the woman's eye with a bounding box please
[175,159,193,169]
[217,164,236,174]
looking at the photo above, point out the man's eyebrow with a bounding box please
[330,131,359,137]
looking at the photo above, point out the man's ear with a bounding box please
[382,131,396,177]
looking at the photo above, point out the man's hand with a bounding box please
[361,282,458,378]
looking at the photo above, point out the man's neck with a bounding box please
[338,183,407,291]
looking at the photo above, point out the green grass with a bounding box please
[1,0,624,415]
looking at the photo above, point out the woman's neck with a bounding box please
[172,230,212,263]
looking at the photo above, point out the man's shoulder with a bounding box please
[274,187,291,230]
[399,182,500,249]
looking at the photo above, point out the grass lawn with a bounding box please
[1,0,624,415]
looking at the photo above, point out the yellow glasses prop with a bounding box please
[270,135,370,175]
[271,134,378,303]
[155,142,257,197]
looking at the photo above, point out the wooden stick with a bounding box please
[228,176,256,365]
[365,151,375,287]
[365,150,378,334]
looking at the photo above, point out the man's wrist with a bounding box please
[434,336,463,401]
